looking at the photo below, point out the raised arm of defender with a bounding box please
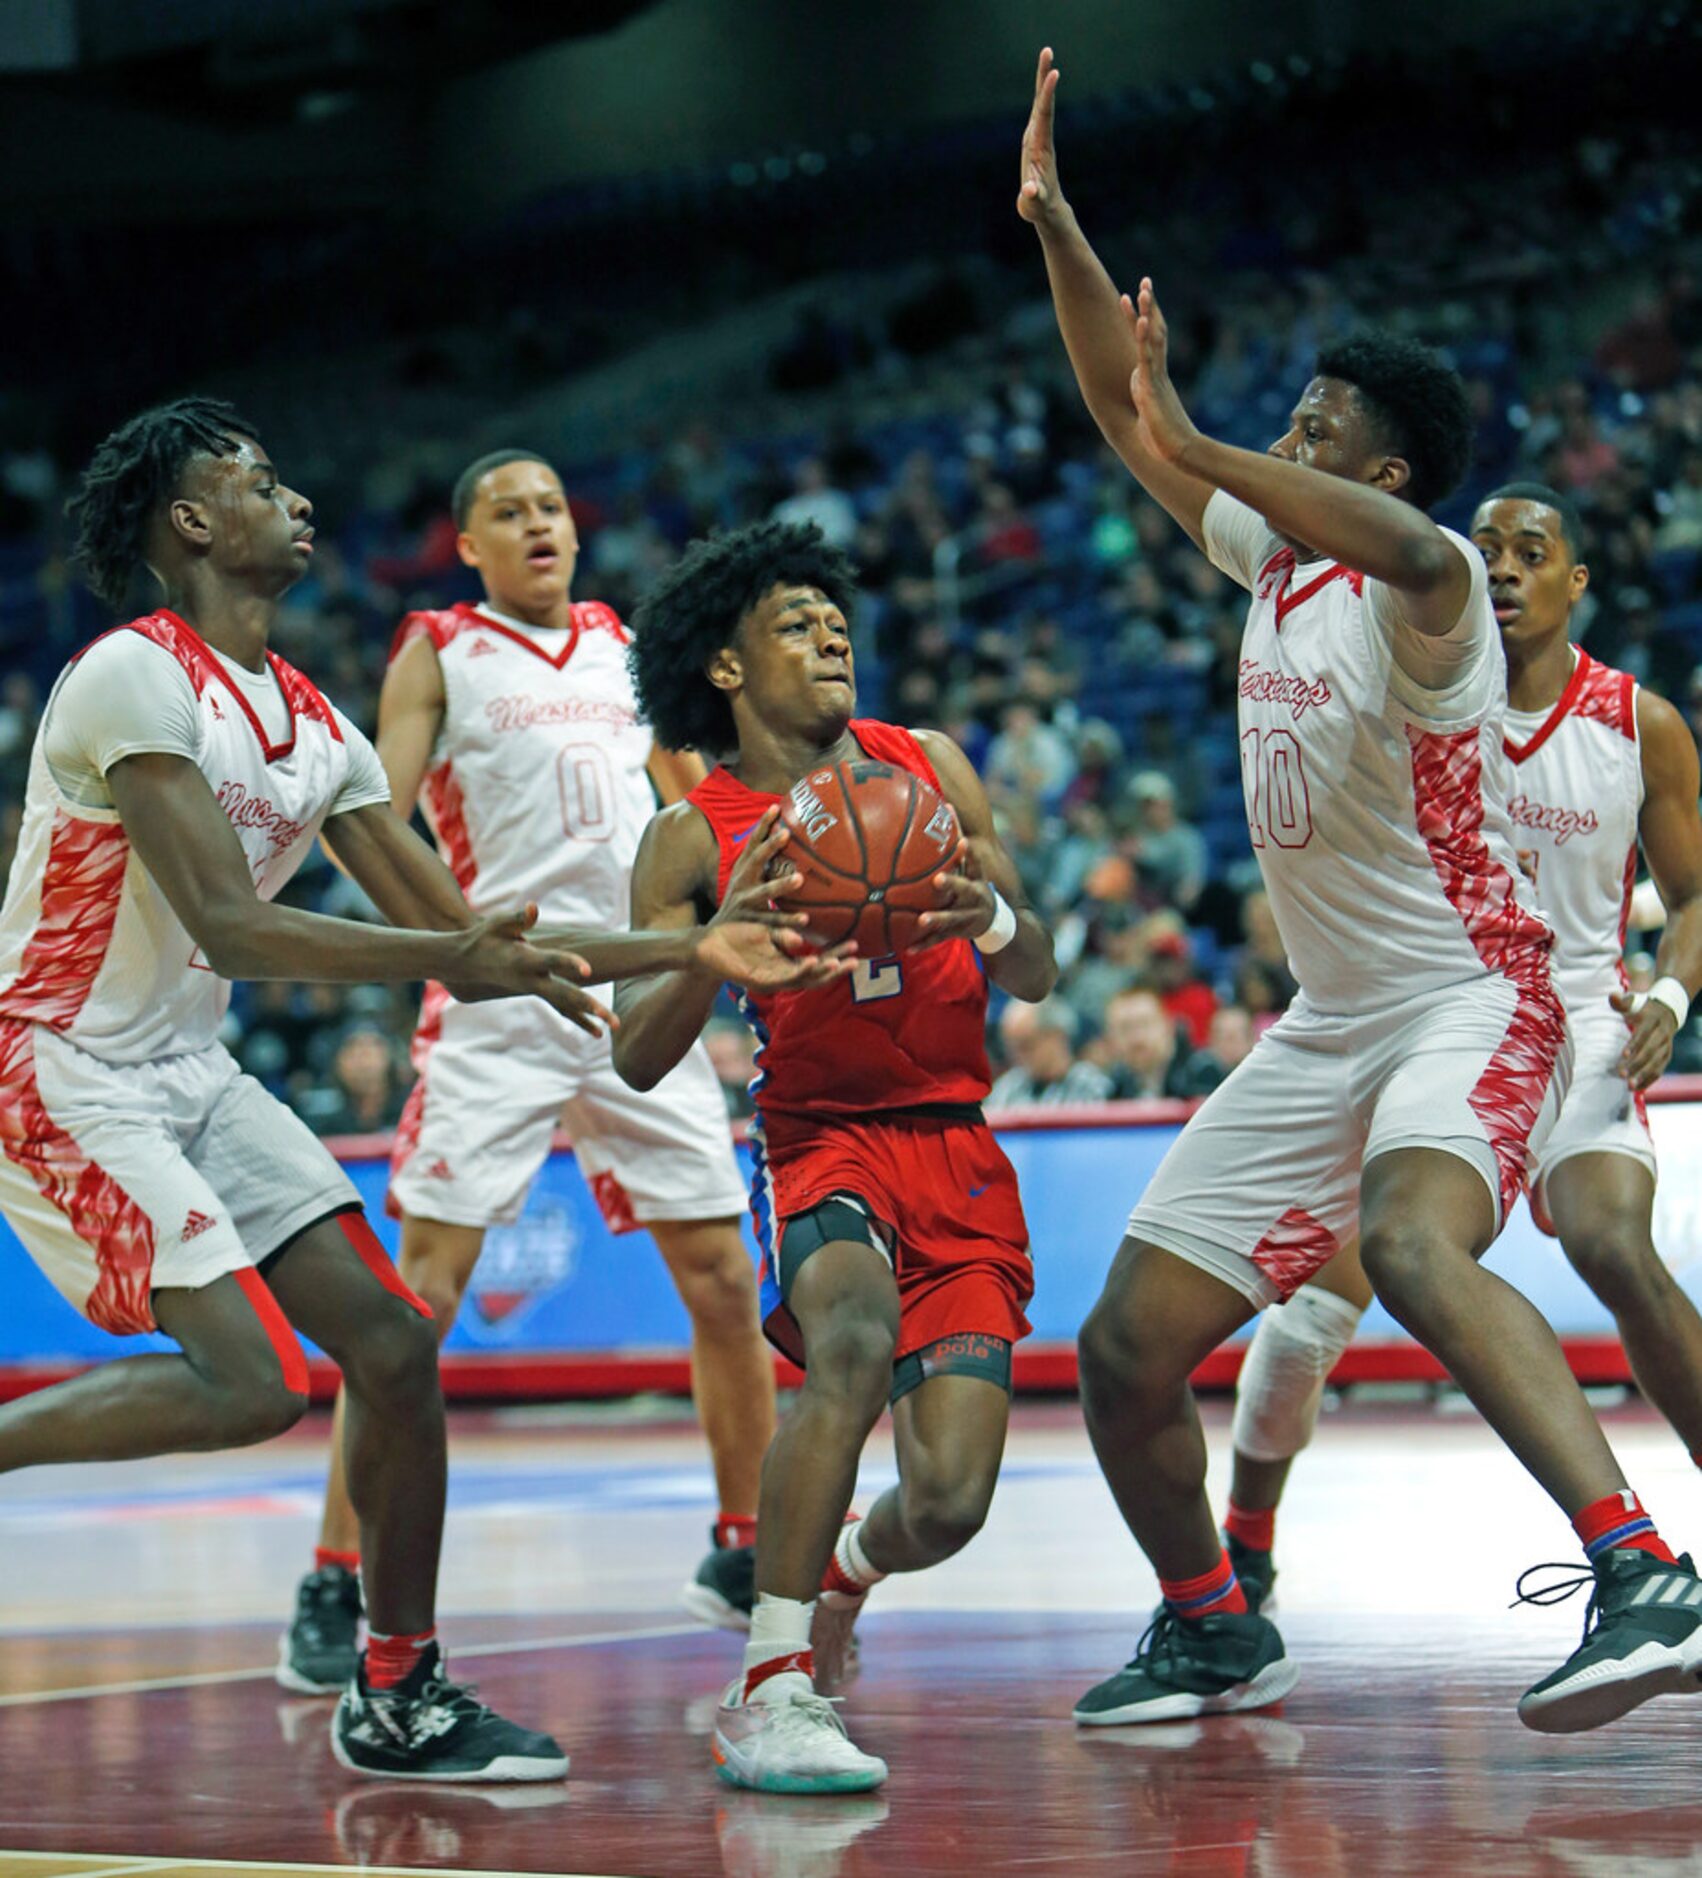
[1615,691,1702,1089]
[1018,48,1214,551]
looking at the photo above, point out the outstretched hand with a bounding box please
[1016,46,1065,225]
[1120,279,1203,468]
[696,920,857,994]
[451,904,615,1036]
[1611,987,1680,1092]
[717,806,813,933]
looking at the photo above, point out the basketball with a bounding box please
[774,759,962,955]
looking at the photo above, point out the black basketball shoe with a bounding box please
[1517,1547,1702,1732]
[1074,1605,1299,1725]
[278,1562,363,1694]
[332,1643,568,1782]
[682,1529,756,1631]
[1226,1533,1277,1616]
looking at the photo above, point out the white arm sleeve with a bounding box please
[327,710,393,816]
[1201,489,1286,594]
[1362,528,1491,691]
[41,633,202,811]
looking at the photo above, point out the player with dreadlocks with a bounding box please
[0,399,842,1781]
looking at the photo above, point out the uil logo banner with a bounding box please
[463,1206,580,1340]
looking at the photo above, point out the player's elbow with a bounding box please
[188,906,251,981]
[611,1031,665,1093]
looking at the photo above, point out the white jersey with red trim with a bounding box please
[396,601,654,938]
[1503,648,1642,1012]
[0,612,387,1064]
[1204,491,1555,1018]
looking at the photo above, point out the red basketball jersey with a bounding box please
[687,720,992,1121]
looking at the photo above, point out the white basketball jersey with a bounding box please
[0,614,375,1063]
[397,601,655,937]
[1503,649,1642,1010]
[1205,492,1555,1017]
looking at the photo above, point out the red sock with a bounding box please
[1224,1502,1276,1552]
[716,1513,758,1550]
[315,1546,360,1574]
[1573,1490,1676,1566]
[1160,1551,1248,1619]
[365,1627,436,1691]
[743,1649,813,1700]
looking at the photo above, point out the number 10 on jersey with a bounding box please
[1240,727,1314,849]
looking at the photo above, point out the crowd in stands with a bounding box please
[3,1,1702,1130]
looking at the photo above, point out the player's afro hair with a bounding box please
[1481,481,1587,563]
[628,520,858,754]
[1313,332,1474,511]
[66,396,258,610]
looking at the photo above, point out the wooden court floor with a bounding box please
[3,1396,1701,1877]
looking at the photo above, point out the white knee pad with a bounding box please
[1231,1283,1366,1463]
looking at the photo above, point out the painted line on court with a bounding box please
[0,1621,702,1708]
[0,1858,629,1878]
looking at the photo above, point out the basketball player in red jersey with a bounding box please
[1224,484,1702,1612]
[286,450,778,1694]
[615,520,1057,1792]
[1021,47,1702,1734]
[0,400,839,1784]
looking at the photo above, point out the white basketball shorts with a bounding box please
[1127,974,1570,1309]
[0,1019,358,1336]
[1530,989,1655,1222]
[388,986,747,1232]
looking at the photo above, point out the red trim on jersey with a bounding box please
[387,980,451,1216]
[0,813,130,1030]
[339,1211,433,1318]
[1274,563,1362,626]
[232,1268,311,1394]
[421,763,478,894]
[0,1018,159,1334]
[1249,1206,1339,1299]
[393,599,627,673]
[1408,726,1566,1216]
[1504,649,1634,766]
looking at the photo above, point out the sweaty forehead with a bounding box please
[1293,377,1361,426]
[182,434,264,498]
[476,460,564,509]
[1472,498,1564,546]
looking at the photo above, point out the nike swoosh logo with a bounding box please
[968,1184,988,1198]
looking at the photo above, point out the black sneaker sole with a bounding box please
[276,1633,355,1696]
[1074,1656,1299,1726]
[330,1729,570,1783]
[1519,1638,1702,1733]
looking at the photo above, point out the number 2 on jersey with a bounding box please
[1240,727,1314,849]
[851,957,903,1003]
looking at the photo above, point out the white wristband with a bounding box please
[1635,976,1691,1029]
[974,890,1019,955]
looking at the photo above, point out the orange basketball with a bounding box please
[775,759,961,955]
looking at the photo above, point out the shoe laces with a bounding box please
[1126,1606,1186,1677]
[1511,1562,1603,1649]
[767,1689,852,1740]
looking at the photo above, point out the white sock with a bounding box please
[741,1592,815,1705]
[835,1518,887,1592]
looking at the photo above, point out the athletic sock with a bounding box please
[1161,1550,1249,1619]
[822,1517,885,1599]
[1224,1502,1276,1552]
[741,1593,815,1704]
[715,1513,758,1551]
[365,1627,436,1690]
[315,1546,360,1574]
[1573,1489,1677,1566]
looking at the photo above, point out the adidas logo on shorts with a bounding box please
[423,1159,454,1181]
[181,1209,217,1241]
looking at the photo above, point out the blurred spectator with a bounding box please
[703,1016,757,1122]
[1126,772,1208,913]
[772,458,858,550]
[1175,1003,1256,1098]
[988,997,1114,1107]
[985,702,1076,809]
[1143,916,1219,1048]
[1099,987,1190,1100]
[300,1025,409,1137]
